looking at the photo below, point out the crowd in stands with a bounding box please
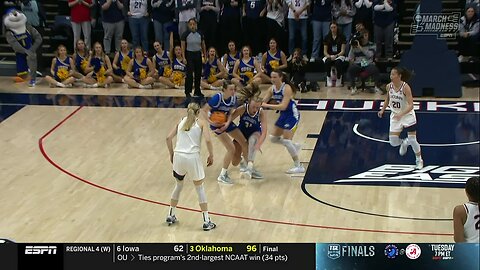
[4,0,480,94]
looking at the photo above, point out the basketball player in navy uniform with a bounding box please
[165,102,216,231]
[231,84,268,179]
[262,70,304,174]
[378,67,424,169]
[453,176,479,243]
[202,80,249,184]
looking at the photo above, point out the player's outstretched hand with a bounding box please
[207,154,213,167]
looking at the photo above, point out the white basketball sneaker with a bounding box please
[203,220,217,231]
[217,172,233,184]
[286,165,305,174]
[239,159,248,172]
[166,215,177,226]
[241,169,252,180]
[251,169,264,179]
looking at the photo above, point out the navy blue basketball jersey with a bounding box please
[271,82,285,104]
[245,0,266,18]
[208,92,237,115]
[239,103,262,137]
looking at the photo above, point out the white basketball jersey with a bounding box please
[174,117,202,154]
[463,202,480,243]
[388,82,414,116]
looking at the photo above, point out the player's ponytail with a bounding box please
[237,83,261,103]
[393,67,413,82]
[182,102,200,131]
[465,176,479,212]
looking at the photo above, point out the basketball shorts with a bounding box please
[15,53,29,76]
[390,112,417,133]
[239,126,261,140]
[173,152,205,181]
[275,112,299,131]
[210,122,237,135]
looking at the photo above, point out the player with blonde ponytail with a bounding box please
[165,102,216,231]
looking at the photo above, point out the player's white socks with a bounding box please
[220,168,228,176]
[56,82,65,88]
[202,211,210,223]
[171,181,184,201]
[294,160,301,167]
[247,161,254,170]
[168,206,176,216]
[408,134,422,155]
[389,135,402,147]
[248,136,258,161]
[281,139,299,158]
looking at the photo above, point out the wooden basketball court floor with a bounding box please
[0,77,478,243]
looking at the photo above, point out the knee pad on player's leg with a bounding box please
[389,135,402,147]
[171,181,184,201]
[270,135,282,144]
[407,135,421,154]
[248,135,258,161]
[195,183,207,204]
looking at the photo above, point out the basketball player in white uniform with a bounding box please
[378,67,424,169]
[453,176,480,243]
[165,102,216,231]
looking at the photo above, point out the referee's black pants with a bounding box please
[185,51,203,96]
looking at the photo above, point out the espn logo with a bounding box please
[25,246,57,255]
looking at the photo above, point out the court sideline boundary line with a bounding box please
[37,106,453,237]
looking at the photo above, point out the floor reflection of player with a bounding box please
[378,67,423,169]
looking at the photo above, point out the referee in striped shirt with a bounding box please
[181,18,207,98]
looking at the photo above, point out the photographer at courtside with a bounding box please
[346,29,383,95]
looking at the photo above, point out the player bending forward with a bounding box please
[378,67,423,169]
[165,102,216,231]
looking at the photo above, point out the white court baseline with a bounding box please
[353,124,480,147]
